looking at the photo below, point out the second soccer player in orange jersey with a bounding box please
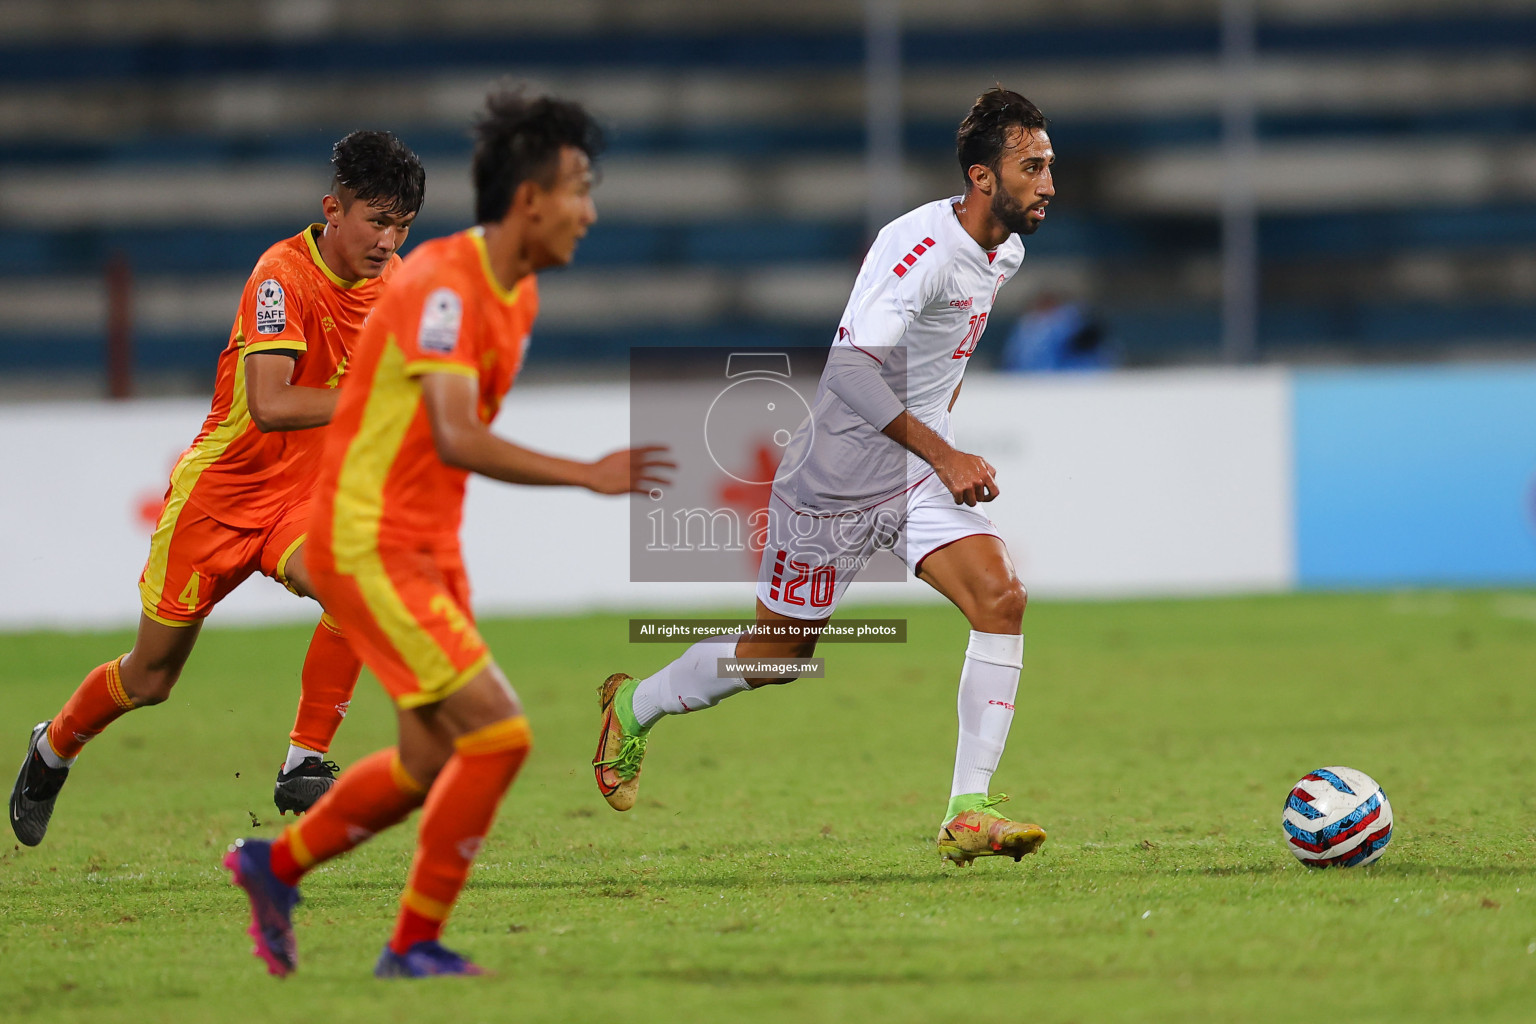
[8,132,425,848]
[224,89,672,979]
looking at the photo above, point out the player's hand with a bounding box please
[934,450,999,506]
[585,446,677,495]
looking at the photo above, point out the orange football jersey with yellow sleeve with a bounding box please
[168,226,400,529]
[312,226,537,562]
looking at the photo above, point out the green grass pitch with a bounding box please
[3,591,1535,1023]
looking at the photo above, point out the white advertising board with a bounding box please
[0,369,1294,631]
[951,369,1294,597]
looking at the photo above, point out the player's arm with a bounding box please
[881,410,997,507]
[245,352,340,432]
[825,326,997,506]
[825,350,996,507]
[418,372,673,494]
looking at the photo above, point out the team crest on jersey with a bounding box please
[418,287,463,354]
[255,278,286,334]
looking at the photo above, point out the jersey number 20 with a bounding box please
[952,312,988,360]
[773,554,836,609]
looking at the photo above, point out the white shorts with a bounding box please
[754,472,1001,620]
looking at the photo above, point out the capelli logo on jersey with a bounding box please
[949,298,973,310]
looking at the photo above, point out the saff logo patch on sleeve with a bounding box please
[418,287,463,355]
[255,278,287,334]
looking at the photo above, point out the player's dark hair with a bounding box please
[330,130,426,217]
[472,88,605,224]
[956,87,1048,188]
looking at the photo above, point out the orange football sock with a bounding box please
[269,747,426,887]
[390,716,532,954]
[288,614,363,753]
[47,657,136,760]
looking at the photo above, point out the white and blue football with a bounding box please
[1283,766,1393,868]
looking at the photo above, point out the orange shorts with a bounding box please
[138,487,309,625]
[309,544,490,709]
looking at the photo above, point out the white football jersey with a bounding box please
[776,197,1026,510]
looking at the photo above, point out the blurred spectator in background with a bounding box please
[1000,293,1117,373]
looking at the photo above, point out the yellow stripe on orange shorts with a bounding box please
[318,549,489,710]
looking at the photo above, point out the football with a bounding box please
[1282,766,1393,868]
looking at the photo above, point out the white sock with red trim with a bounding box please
[630,635,749,729]
[949,631,1023,800]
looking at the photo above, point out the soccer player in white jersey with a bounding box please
[594,88,1055,866]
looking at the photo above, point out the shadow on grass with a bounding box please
[641,967,955,987]
[315,865,1042,900]
[457,869,947,893]
[1314,861,1536,880]
[1183,861,1535,880]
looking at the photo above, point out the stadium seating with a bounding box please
[1,0,1533,383]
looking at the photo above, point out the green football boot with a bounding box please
[937,793,1047,867]
[593,673,649,811]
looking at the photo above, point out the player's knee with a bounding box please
[399,745,451,787]
[742,636,817,687]
[745,674,794,688]
[119,640,193,705]
[975,578,1026,633]
[786,637,820,660]
[121,666,178,706]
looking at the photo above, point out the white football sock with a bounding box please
[630,634,750,729]
[950,631,1024,799]
[284,743,324,772]
[39,733,75,769]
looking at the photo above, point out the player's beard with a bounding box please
[991,179,1039,236]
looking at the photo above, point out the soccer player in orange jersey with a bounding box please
[8,132,425,847]
[222,90,672,980]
